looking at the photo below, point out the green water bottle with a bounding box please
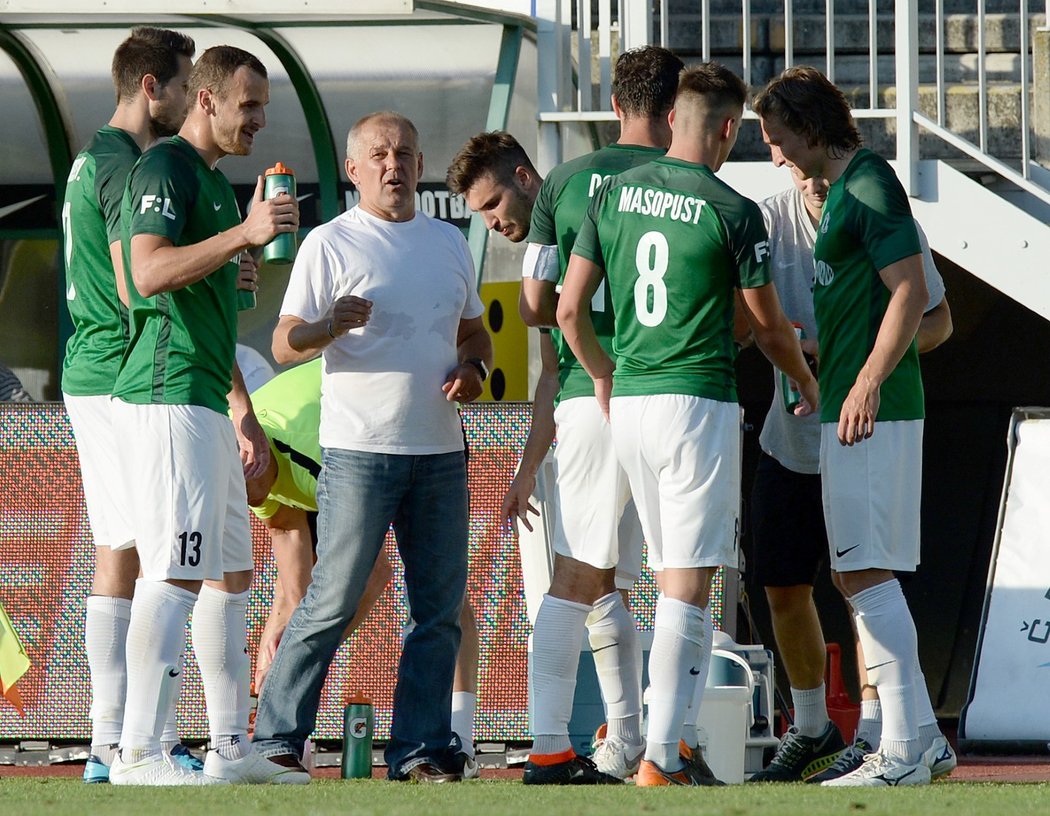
[780,323,805,413]
[341,690,373,779]
[263,162,297,265]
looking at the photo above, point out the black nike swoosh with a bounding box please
[689,667,701,676]
[835,544,861,558]
[168,669,181,678]
[591,643,618,654]
[865,660,895,672]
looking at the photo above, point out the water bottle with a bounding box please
[262,162,297,265]
[780,323,805,413]
[236,252,256,311]
[341,691,373,779]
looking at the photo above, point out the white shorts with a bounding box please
[610,394,740,572]
[552,396,643,588]
[111,400,253,581]
[64,393,134,549]
[820,420,923,573]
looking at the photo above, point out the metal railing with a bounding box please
[535,0,1050,206]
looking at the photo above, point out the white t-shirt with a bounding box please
[235,344,276,394]
[757,186,946,474]
[280,206,484,454]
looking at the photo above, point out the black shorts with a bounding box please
[749,452,828,587]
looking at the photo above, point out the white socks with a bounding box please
[586,591,643,747]
[857,697,883,748]
[645,597,705,771]
[849,580,920,763]
[791,683,829,738]
[451,691,477,757]
[121,580,195,759]
[680,604,713,747]
[192,585,252,760]
[85,595,131,749]
[530,594,590,756]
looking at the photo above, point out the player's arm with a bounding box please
[442,315,494,403]
[228,360,269,480]
[837,253,928,446]
[557,253,614,418]
[501,331,559,532]
[130,177,298,297]
[255,503,314,691]
[108,242,131,307]
[519,243,561,328]
[739,282,819,415]
[917,297,952,353]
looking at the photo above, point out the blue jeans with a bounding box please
[252,448,468,777]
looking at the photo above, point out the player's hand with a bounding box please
[327,295,373,337]
[838,375,879,445]
[501,471,539,534]
[234,406,270,480]
[794,374,820,418]
[594,374,613,422]
[236,252,259,292]
[442,363,484,403]
[242,175,300,248]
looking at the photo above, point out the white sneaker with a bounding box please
[110,751,220,786]
[922,735,957,780]
[821,749,931,787]
[592,734,644,780]
[203,748,311,785]
[459,753,481,780]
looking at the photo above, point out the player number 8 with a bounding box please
[633,231,668,327]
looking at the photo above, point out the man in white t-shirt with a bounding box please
[747,169,954,783]
[251,111,493,784]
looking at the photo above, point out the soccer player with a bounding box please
[515,45,685,786]
[60,27,203,783]
[110,45,301,785]
[244,358,484,778]
[747,169,953,783]
[558,62,819,786]
[754,65,946,787]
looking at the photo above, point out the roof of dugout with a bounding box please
[0,1,538,240]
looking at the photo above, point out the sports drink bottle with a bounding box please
[781,323,805,413]
[262,162,297,265]
[341,690,374,779]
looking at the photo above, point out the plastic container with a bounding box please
[263,162,297,265]
[695,648,755,784]
[341,690,373,779]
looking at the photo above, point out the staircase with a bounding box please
[535,0,1050,319]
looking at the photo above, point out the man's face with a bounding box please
[211,66,269,157]
[760,114,823,180]
[149,53,193,138]
[463,170,534,243]
[792,171,830,214]
[345,118,422,222]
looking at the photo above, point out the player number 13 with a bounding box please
[633,231,668,327]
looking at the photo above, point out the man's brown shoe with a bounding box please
[404,762,461,783]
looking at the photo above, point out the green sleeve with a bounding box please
[126,149,198,244]
[569,177,609,268]
[97,153,136,246]
[848,164,921,272]
[732,199,772,289]
[526,175,558,246]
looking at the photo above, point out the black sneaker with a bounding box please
[680,742,726,786]
[806,736,874,784]
[522,753,623,785]
[747,721,846,782]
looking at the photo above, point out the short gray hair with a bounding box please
[346,111,420,160]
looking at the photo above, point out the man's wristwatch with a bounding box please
[464,357,488,382]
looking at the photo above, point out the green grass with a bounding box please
[1,778,1049,816]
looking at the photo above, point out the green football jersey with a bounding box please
[113,135,242,413]
[244,358,322,520]
[526,143,665,401]
[573,157,770,401]
[61,126,140,396]
[813,149,925,423]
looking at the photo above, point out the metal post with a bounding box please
[535,0,563,175]
[620,0,652,52]
[895,0,919,195]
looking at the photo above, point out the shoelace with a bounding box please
[828,739,873,773]
[770,728,812,767]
